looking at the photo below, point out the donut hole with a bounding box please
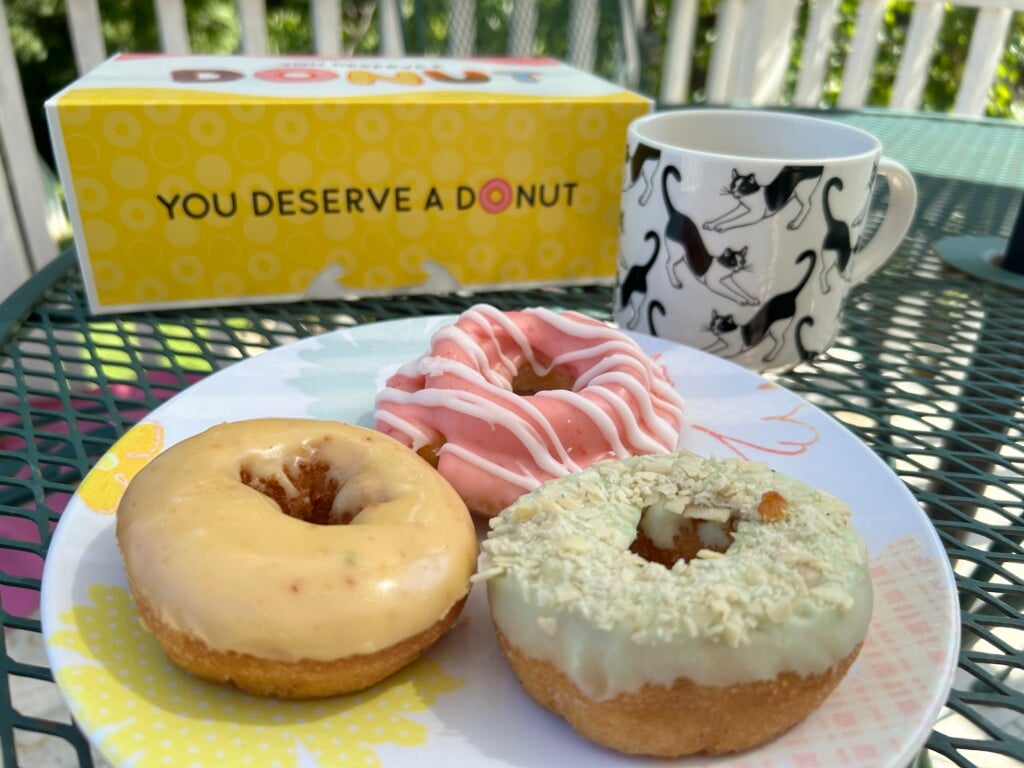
[240,454,357,525]
[511,361,576,395]
[417,441,444,468]
[630,511,737,568]
[415,360,575,468]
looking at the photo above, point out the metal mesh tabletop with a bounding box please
[1,110,1022,767]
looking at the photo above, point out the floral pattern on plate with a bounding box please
[76,421,164,515]
[49,585,463,768]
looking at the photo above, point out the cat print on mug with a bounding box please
[704,165,824,232]
[704,249,816,364]
[623,141,662,206]
[819,177,855,294]
[794,316,820,362]
[617,231,660,329]
[851,155,880,231]
[615,109,917,372]
[661,166,759,306]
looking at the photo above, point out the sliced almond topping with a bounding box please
[758,490,788,522]
[695,548,724,559]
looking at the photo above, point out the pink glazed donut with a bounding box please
[374,304,685,517]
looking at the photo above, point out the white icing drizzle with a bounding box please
[374,304,686,515]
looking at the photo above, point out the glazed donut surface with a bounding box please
[374,304,685,516]
[116,418,477,697]
[477,451,873,755]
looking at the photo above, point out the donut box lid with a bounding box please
[46,54,648,102]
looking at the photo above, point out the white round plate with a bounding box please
[41,315,959,768]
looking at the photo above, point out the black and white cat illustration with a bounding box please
[703,165,824,233]
[662,166,759,306]
[819,177,853,293]
[618,231,660,329]
[647,300,666,337]
[623,141,662,206]
[794,316,819,362]
[704,249,817,364]
[851,155,879,231]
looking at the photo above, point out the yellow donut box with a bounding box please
[45,54,652,315]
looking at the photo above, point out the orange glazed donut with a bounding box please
[476,452,873,756]
[374,304,685,517]
[116,418,477,699]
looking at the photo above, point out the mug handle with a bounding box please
[850,157,917,286]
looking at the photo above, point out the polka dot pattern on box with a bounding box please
[56,88,645,306]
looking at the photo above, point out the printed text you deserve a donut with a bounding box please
[156,181,580,221]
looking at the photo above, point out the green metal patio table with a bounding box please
[0,109,1022,767]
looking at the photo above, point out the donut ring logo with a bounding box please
[479,178,513,214]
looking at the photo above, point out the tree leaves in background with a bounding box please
[4,0,1023,172]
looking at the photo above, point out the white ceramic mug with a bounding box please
[614,109,917,372]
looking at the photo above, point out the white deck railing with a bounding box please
[1,0,1021,302]
[658,0,1024,111]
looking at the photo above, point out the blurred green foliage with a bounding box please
[5,0,1023,170]
[793,0,1024,118]
[636,0,1022,118]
